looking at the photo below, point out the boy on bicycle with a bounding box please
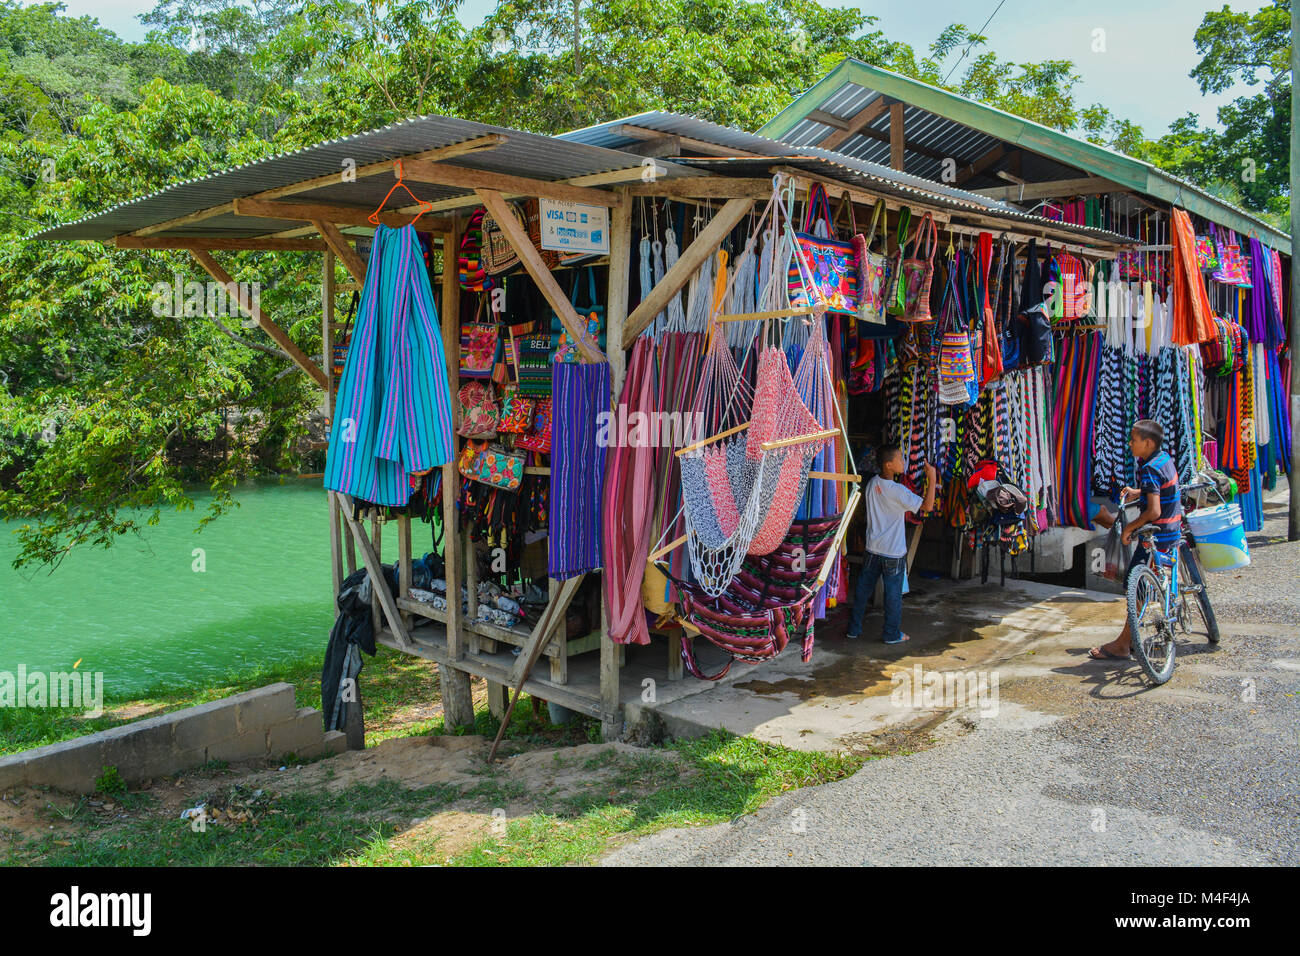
[1088,419,1183,661]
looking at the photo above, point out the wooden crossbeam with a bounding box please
[475,188,606,363]
[627,177,771,199]
[624,196,754,339]
[954,145,1009,186]
[820,99,889,151]
[971,176,1122,202]
[233,197,452,232]
[188,248,328,388]
[314,221,368,285]
[612,124,767,158]
[336,493,413,648]
[405,159,618,207]
[116,236,324,251]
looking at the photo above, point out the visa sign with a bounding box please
[539,198,609,254]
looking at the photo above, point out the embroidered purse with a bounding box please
[516,397,553,454]
[457,440,525,492]
[552,267,606,363]
[457,380,499,439]
[459,305,501,380]
[1195,234,1218,271]
[497,385,534,434]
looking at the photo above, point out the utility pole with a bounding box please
[1290,0,1299,540]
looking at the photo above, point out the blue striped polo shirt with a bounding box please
[1136,450,1182,548]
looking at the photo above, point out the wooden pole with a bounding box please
[188,249,329,389]
[313,221,368,285]
[889,102,905,172]
[437,219,475,730]
[1290,0,1299,541]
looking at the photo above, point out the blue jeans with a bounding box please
[846,551,905,642]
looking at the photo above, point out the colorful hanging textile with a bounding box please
[602,337,659,645]
[1169,208,1216,346]
[549,360,611,579]
[325,224,455,507]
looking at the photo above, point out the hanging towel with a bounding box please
[1169,208,1216,346]
[325,225,455,506]
[550,360,611,579]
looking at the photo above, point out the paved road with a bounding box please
[604,501,1299,866]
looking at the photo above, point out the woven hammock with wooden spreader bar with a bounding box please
[648,175,863,679]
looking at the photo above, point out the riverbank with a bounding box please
[0,641,864,866]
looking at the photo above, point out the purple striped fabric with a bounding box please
[549,360,611,579]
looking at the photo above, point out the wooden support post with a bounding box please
[322,250,336,419]
[624,197,754,338]
[370,515,383,637]
[667,632,683,681]
[337,494,411,648]
[398,514,412,631]
[474,188,606,363]
[188,249,328,389]
[328,487,344,599]
[889,102,906,172]
[599,188,633,733]
[436,220,475,731]
[487,681,510,718]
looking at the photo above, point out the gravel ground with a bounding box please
[604,498,1299,867]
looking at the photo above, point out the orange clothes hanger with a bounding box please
[369,159,434,226]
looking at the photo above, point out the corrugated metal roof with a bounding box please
[33,114,703,242]
[762,58,1291,249]
[560,110,1075,214]
[676,156,1134,247]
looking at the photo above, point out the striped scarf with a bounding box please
[549,360,611,579]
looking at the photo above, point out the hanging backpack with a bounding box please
[899,211,938,322]
[551,267,606,363]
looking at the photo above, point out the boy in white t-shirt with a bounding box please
[845,444,937,644]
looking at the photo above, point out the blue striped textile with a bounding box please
[549,360,610,579]
[324,224,455,506]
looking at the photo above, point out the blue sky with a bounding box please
[45,0,1264,137]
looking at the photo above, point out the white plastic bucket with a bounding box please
[1186,503,1250,572]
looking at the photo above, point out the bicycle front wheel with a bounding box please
[1178,542,1220,644]
[1127,564,1177,685]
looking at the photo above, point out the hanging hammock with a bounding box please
[670,499,859,681]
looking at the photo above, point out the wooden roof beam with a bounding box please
[232,198,453,232]
[313,221,368,285]
[954,145,1010,186]
[889,102,905,171]
[116,235,325,251]
[972,176,1124,202]
[404,160,618,207]
[612,124,767,158]
[819,98,889,151]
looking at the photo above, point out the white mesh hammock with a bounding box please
[668,179,842,597]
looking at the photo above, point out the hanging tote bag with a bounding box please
[938,328,975,405]
[885,206,912,316]
[787,182,859,314]
[852,199,889,325]
[552,267,606,364]
[1195,234,1218,272]
[458,299,501,379]
[899,211,938,322]
[1212,225,1248,285]
[481,200,526,275]
[457,380,500,440]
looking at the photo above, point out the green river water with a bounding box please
[0,478,405,697]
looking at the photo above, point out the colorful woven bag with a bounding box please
[458,206,492,292]
[787,182,859,314]
[885,206,912,316]
[552,267,606,363]
[516,397,552,454]
[458,303,500,379]
[899,211,938,322]
[852,199,888,325]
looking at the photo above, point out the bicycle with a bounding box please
[1124,480,1221,685]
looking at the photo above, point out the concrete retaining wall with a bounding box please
[0,682,345,794]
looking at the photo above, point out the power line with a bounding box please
[943,0,1009,86]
